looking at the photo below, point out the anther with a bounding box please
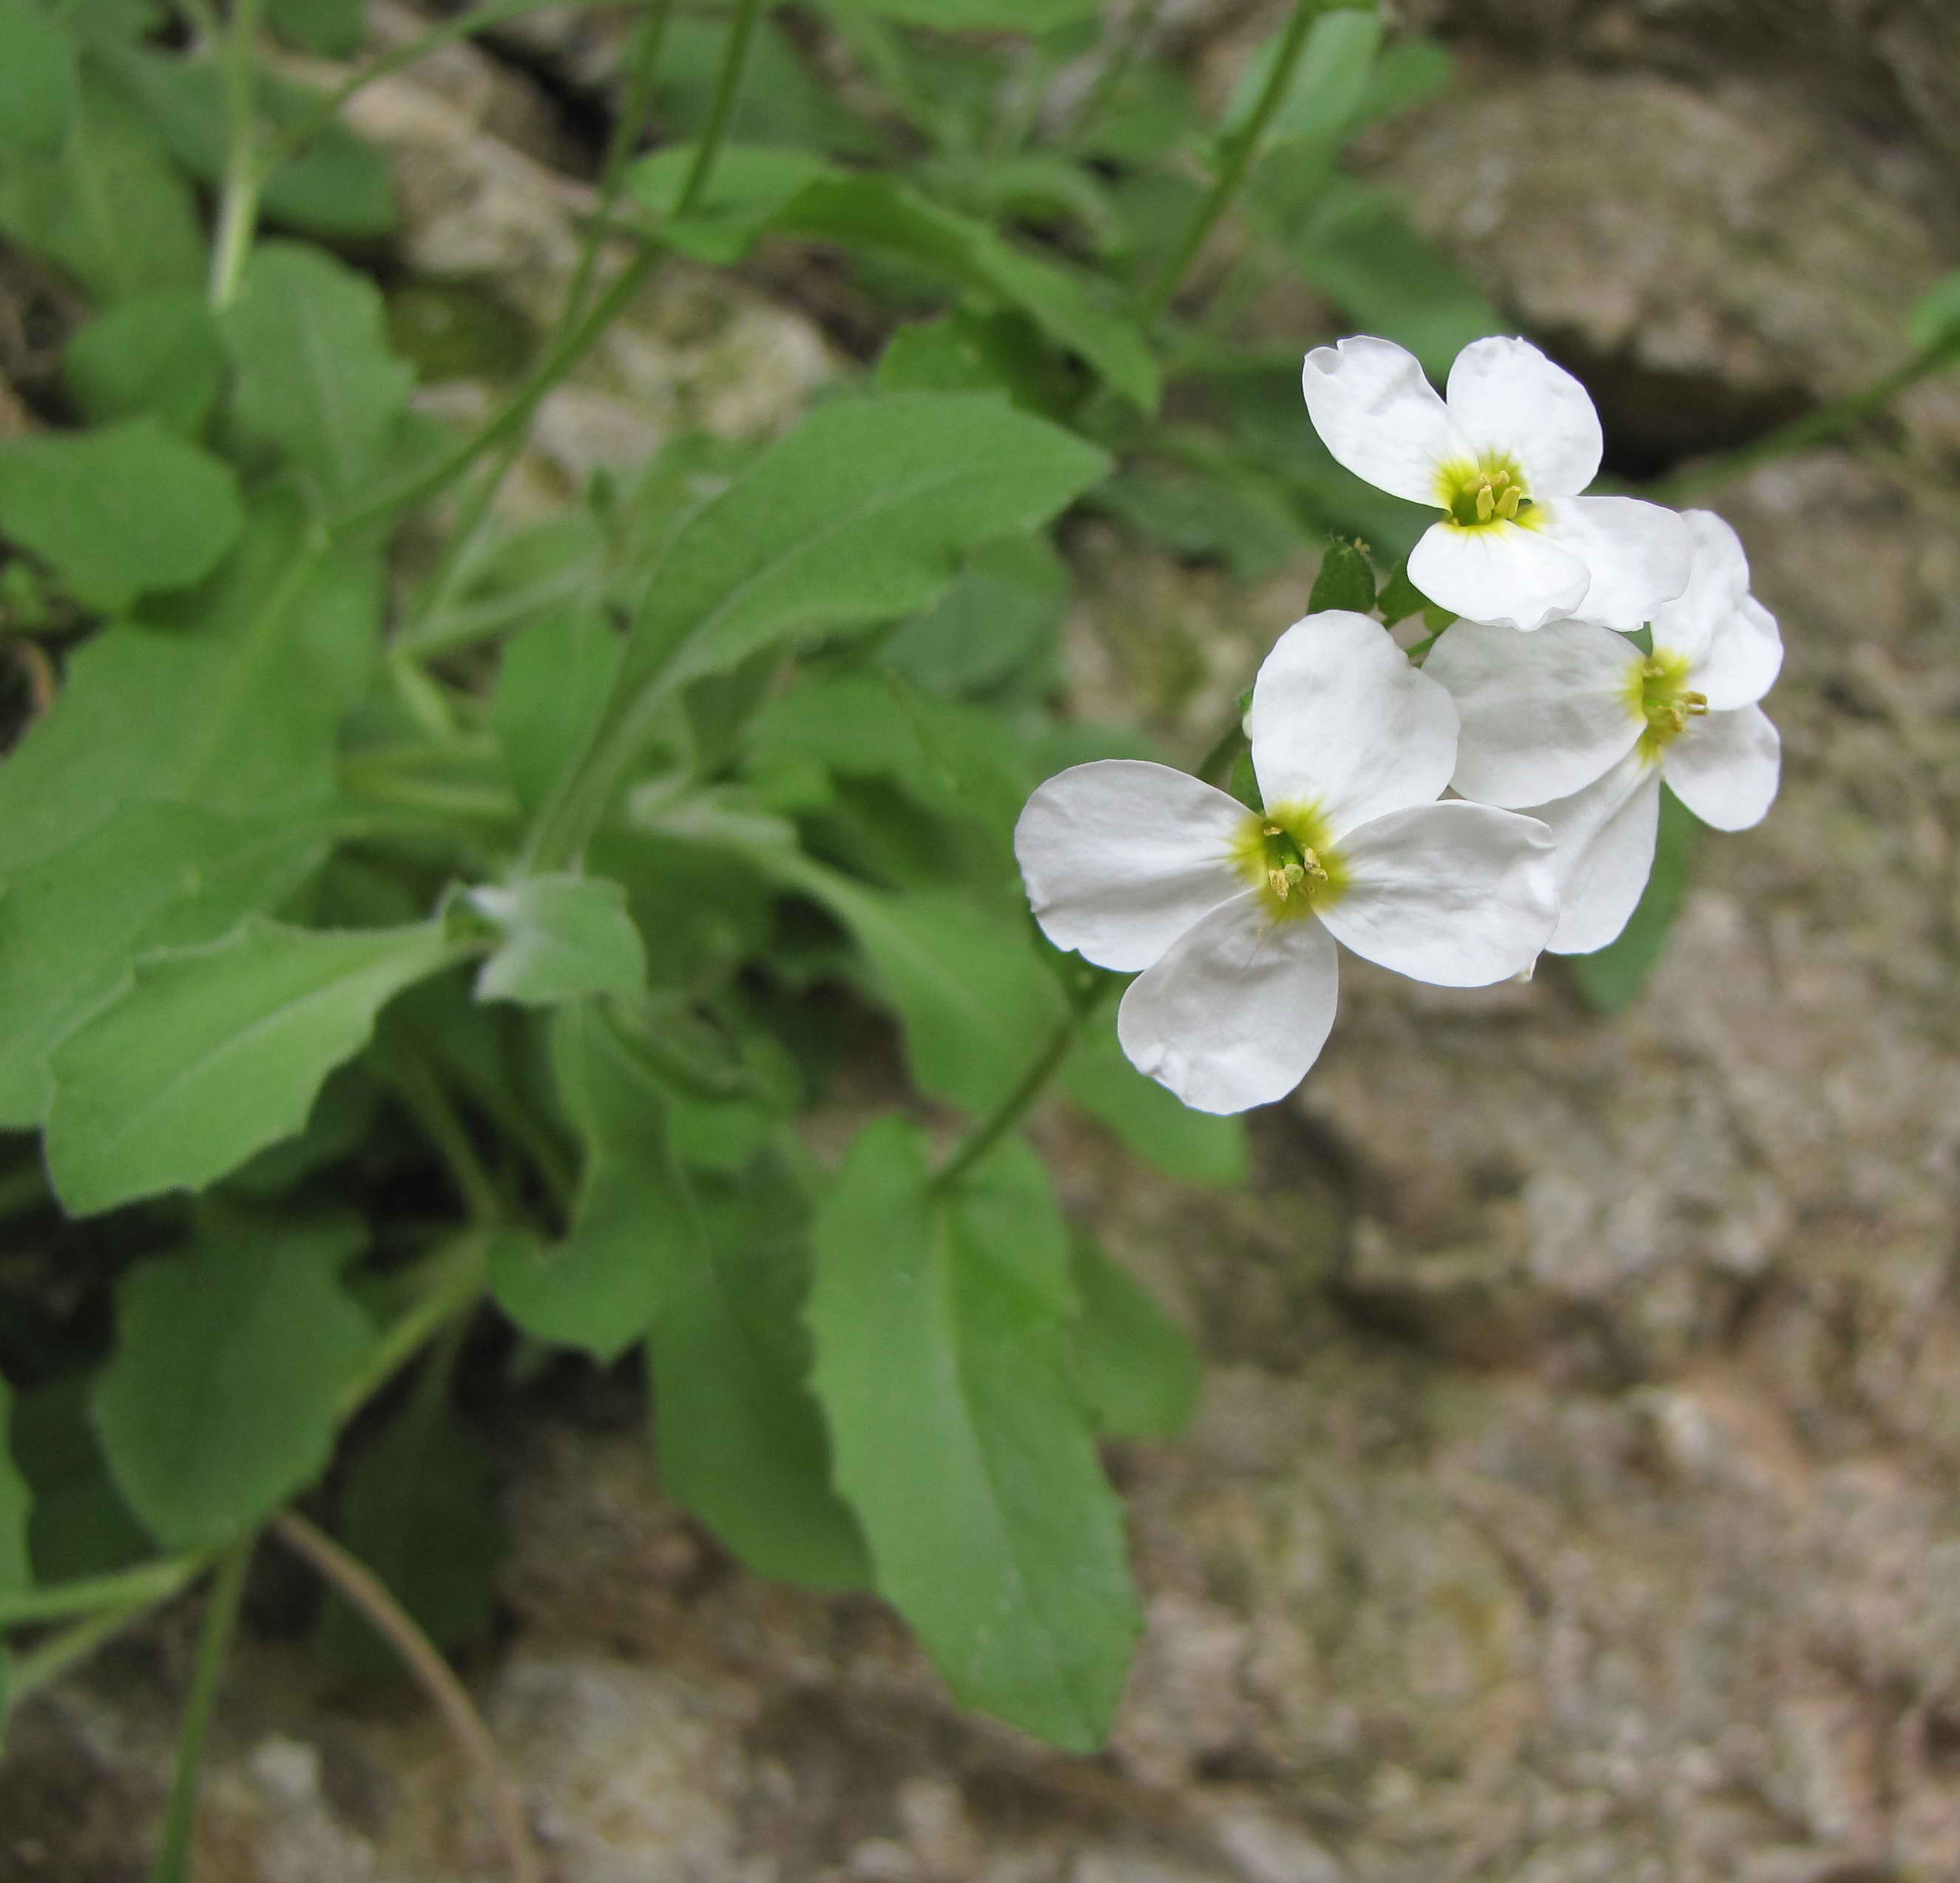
[1494,486,1523,521]
[1263,823,1283,838]
[1268,868,1291,901]
[1642,658,1667,680]
[1474,484,1496,523]
[1301,847,1329,882]
[1684,692,1709,716]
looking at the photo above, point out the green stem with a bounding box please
[1654,334,1960,501]
[672,0,766,217]
[152,1536,254,1883]
[931,976,1108,1194]
[332,1232,490,1421]
[329,242,663,539]
[400,0,676,645]
[565,0,674,324]
[208,0,266,309]
[379,1054,502,1226]
[260,0,598,172]
[1067,0,1166,149]
[270,1513,541,1883]
[1139,0,1322,322]
[4,1600,155,1707]
[0,1553,214,1628]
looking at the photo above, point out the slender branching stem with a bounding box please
[4,1600,155,1708]
[209,0,266,308]
[1139,0,1323,322]
[269,1512,541,1883]
[1655,334,1960,501]
[1067,0,1166,149]
[402,0,677,643]
[673,0,766,217]
[332,1231,490,1422]
[930,976,1111,1195]
[328,242,663,538]
[0,1553,214,1628]
[153,1535,255,1883]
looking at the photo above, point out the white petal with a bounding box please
[1117,894,1338,1115]
[1424,618,1643,808]
[1648,508,1751,669]
[1661,704,1780,832]
[1015,760,1248,973]
[1319,802,1558,987]
[1444,337,1602,497]
[1690,592,1784,712]
[1532,754,1663,955]
[1408,519,1589,632]
[1300,336,1473,508]
[1247,609,1459,835]
[1534,495,1693,633]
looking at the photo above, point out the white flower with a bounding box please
[1013,612,1559,1114]
[1424,509,1782,955]
[1301,334,1693,634]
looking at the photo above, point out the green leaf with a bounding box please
[45,917,464,1215]
[649,1160,870,1591]
[92,1210,374,1550]
[654,13,880,157]
[0,67,203,302]
[591,827,774,993]
[486,1005,697,1360]
[744,672,1033,842]
[315,1395,502,1678]
[1297,179,1505,383]
[1569,784,1695,1013]
[0,493,382,871]
[1220,4,1379,158]
[0,0,78,155]
[780,175,1158,410]
[1061,1018,1248,1186]
[471,875,646,1007]
[90,44,395,237]
[810,1120,1139,1748]
[220,243,415,497]
[873,309,1076,418]
[794,869,1066,1116]
[824,0,1100,33]
[10,1375,152,1583]
[1093,461,1300,579]
[266,0,365,56]
[1307,535,1377,615]
[1909,271,1960,352]
[633,143,837,264]
[491,603,622,815]
[0,802,328,1129]
[1376,554,1433,626]
[63,287,225,436]
[880,532,1067,697]
[1067,1232,1200,1441]
[0,1373,30,1594]
[0,419,242,611]
[625,391,1109,695]
[630,157,1157,408]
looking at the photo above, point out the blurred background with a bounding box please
[4,1,1960,1878]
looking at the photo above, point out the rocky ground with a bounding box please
[6,2,1960,1879]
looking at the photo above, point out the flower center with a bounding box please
[1435,454,1535,530]
[1229,802,1349,922]
[1626,646,1709,760]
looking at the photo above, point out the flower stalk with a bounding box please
[1139,0,1323,322]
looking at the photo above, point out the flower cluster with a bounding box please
[1015,335,1784,1115]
